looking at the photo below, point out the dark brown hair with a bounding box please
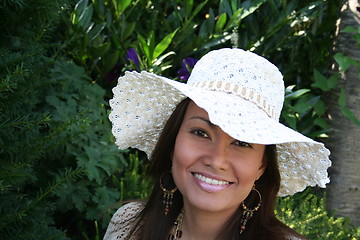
[132,98,305,240]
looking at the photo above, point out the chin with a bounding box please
[185,196,240,214]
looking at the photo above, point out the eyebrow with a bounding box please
[189,116,216,127]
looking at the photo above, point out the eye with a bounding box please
[191,129,209,138]
[233,140,253,148]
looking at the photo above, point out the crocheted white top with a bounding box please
[103,202,143,240]
[103,202,303,240]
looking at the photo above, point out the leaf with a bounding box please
[230,0,241,13]
[93,0,105,17]
[77,146,103,183]
[148,31,156,59]
[314,118,329,129]
[87,22,106,41]
[183,0,208,28]
[240,0,267,20]
[85,22,95,34]
[215,13,227,33]
[336,88,360,126]
[293,102,311,115]
[184,0,194,19]
[78,4,94,30]
[338,87,346,107]
[219,0,233,16]
[341,26,356,33]
[75,0,88,18]
[56,181,91,212]
[311,69,329,91]
[226,8,243,29]
[293,95,313,114]
[327,73,338,89]
[137,33,150,59]
[152,51,175,66]
[339,88,360,126]
[191,0,209,19]
[313,99,326,115]
[111,0,118,13]
[282,113,297,130]
[340,107,360,126]
[121,21,136,40]
[153,29,178,59]
[334,52,358,72]
[92,186,120,208]
[118,0,132,14]
[311,69,339,91]
[199,8,215,39]
[285,89,310,100]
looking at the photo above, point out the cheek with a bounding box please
[231,152,264,180]
[172,139,191,192]
[171,133,204,192]
[172,135,194,170]
[172,134,189,173]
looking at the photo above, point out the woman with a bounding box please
[104,48,331,239]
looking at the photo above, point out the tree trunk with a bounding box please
[326,0,360,226]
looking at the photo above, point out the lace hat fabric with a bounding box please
[109,48,331,196]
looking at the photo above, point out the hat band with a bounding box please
[189,80,277,120]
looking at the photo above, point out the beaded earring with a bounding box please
[160,172,178,215]
[239,185,262,234]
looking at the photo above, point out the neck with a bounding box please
[180,204,237,240]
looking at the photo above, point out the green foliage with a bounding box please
[312,67,360,127]
[0,0,75,239]
[336,25,360,72]
[65,0,269,87]
[332,26,360,126]
[45,60,128,227]
[0,0,129,239]
[118,153,152,202]
[277,189,360,239]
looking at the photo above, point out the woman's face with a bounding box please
[172,101,265,215]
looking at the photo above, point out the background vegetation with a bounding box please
[0,0,359,239]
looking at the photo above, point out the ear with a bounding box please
[256,165,266,180]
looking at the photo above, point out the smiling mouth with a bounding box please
[192,173,232,185]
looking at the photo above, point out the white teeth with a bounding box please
[194,173,230,185]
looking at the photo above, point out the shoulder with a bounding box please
[111,201,144,221]
[103,201,145,240]
[110,201,144,222]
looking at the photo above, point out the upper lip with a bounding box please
[191,171,234,183]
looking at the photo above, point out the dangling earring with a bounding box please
[160,171,178,215]
[239,185,262,234]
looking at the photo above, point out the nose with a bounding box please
[203,140,230,171]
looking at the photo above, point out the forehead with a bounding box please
[184,101,209,119]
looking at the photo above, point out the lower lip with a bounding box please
[192,174,232,193]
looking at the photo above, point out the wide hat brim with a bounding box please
[109,71,331,196]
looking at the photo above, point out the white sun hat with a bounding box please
[109,48,331,196]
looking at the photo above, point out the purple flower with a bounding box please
[177,57,198,81]
[126,48,140,66]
